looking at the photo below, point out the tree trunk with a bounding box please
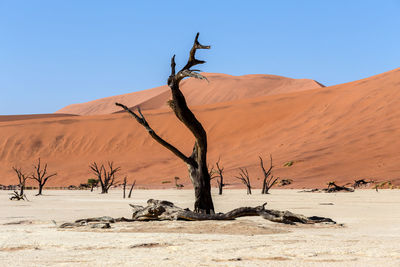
[247,187,252,195]
[37,185,43,196]
[261,180,266,194]
[189,163,214,213]
[101,186,107,194]
[128,180,136,198]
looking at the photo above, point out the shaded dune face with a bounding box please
[1,69,400,188]
[55,73,324,115]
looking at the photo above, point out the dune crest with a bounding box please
[56,73,324,115]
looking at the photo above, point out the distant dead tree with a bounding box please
[174,177,184,189]
[116,33,215,213]
[326,181,354,193]
[10,167,29,200]
[79,183,90,190]
[259,155,279,194]
[122,177,127,198]
[279,179,293,187]
[210,158,225,195]
[87,178,99,192]
[30,158,57,196]
[89,162,120,194]
[235,168,252,194]
[128,179,136,198]
[353,179,373,189]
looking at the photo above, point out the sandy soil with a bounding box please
[1,189,399,266]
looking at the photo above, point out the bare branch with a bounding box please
[182,32,211,72]
[115,102,195,166]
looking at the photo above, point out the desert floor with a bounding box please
[0,189,399,266]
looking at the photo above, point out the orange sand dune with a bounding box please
[0,114,75,122]
[56,73,324,115]
[1,69,400,189]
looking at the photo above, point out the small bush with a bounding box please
[283,161,294,167]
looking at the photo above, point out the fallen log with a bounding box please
[325,182,354,193]
[59,199,335,228]
[299,182,354,193]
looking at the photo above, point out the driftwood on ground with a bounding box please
[59,199,336,228]
[353,179,374,189]
[325,182,354,192]
[299,182,354,193]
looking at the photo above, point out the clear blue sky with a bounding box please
[1,0,399,115]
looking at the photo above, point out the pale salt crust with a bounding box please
[0,189,399,266]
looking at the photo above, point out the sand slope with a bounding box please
[0,114,75,122]
[1,69,400,188]
[56,73,324,115]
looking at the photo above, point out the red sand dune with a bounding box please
[1,69,400,189]
[0,114,75,122]
[56,73,324,115]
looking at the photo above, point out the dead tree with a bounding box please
[279,179,293,187]
[10,167,29,200]
[128,180,136,198]
[353,179,373,189]
[87,179,99,192]
[174,177,184,189]
[259,155,279,194]
[326,182,354,193]
[60,199,337,228]
[235,168,252,194]
[210,158,225,195]
[122,177,127,198]
[116,33,214,213]
[89,162,120,194]
[30,158,57,196]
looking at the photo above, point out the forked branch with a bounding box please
[170,32,211,83]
